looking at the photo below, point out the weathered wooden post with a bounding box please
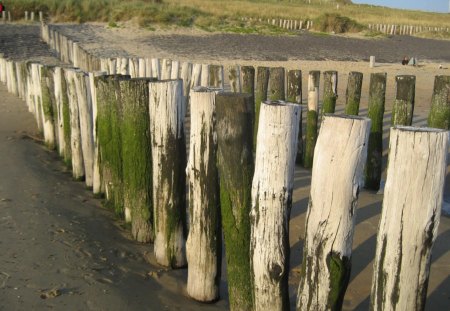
[216,92,254,311]
[251,100,300,311]
[40,65,57,150]
[322,70,338,115]
[55,67,71,165]
[89,71,108,195]
[254,67,269,147]
[200,64,209,87]
[186,88,221,302]
[209,65,224,88]
[161,59,172,80]
[370,126,449,311]
[344,71,363,115]
[370,56,376,68]
[427,75,450,129]
[297,115,371,311]
[241,66,255,106]
[74,70,95,187]
[364,73,386,190]
[96,75,127,215]
[39,11,43,22]
[304,70,320,169]
[287,70,302,104]
[149,79,187,266]
[64,68,85,180]
[119,78,154,241]
[391,75,416,126]
[228,65,241,92]
[25,11,28,21]
[287,69,303,164]
[268,67,285,101]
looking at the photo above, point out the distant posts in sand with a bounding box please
[297,115,371,311]
[370,56,376,68]
[370,127,448,311]
[364,72,387,191]
[303,70,320,169]
[251,101,300,311]
[427,75,450,129]
[24,11,28,21]
[344,71,363,115]
[391,75,416,126]
[322,70,338,115]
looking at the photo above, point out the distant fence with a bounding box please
[0,21,448,311]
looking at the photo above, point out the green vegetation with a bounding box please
[8,0,450,35]
[315,13,362,33]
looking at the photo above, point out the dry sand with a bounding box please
[0,23,449,310]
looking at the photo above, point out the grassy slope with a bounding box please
[7,0,450,35]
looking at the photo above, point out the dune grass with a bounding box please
[6,0,450,35]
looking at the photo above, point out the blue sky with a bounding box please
[352,0,449,13]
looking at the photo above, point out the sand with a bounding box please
[0,23,449,310]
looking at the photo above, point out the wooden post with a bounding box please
[370,127,449,311]
[364,73,387,190]
[228,65,241,92]
[64,68,85,180]
[149,80,187,266]
[186,88,221,302]
[55,67,71,165]
[304,71,320,169]
[344,71,363,116]
[241,66,255,106]
[287,70,302,104]
[89,71,108,195]
[171,60,180,79]
[287,70,303,164]
[216,92,254,311]
[181,62,193,106]
[201,64,209,87]
[254,67,269,147]
[161,59,172,80]
[191,63,202,87]
[391,75,416,126]
[96,75,128,215]
[427,75,450,129]
[74,70,95,187]
[120,78,154,242]
[268,67,285,101]
[322,70,338,115]
[370,56,376,68]
[39,11,43,22]
[297,115,371,311]
[251,101,301,311]
[40,65,57,150]
[25,11,28,21]
[209,65,224,88]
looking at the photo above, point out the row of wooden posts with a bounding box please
[241,17,314,31]
[239,16,449,35]
[1,11,43,22]
[367,23,450,36]
[0,26,448,311]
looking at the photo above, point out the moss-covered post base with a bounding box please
[150,80,187,266]
[297,115,371,311]
[344,71,363,116]
[427,75,450,129]
[364,73,387,190]
[392,75,416,126]
[370,127,448,311]
[287,70,302,104]
[251,101,300,311]
[40,65,57,150]
[216,92,254,311]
